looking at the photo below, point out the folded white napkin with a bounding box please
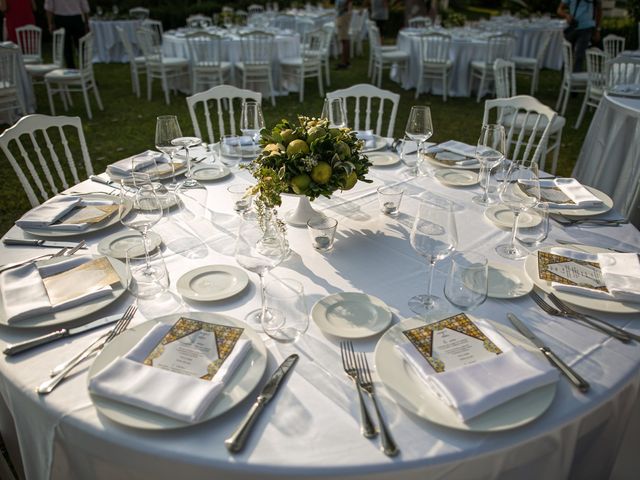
[223,135,254,146]
[107,150,165,176]
[549,248,640,303]
[356,130,376,149]
[397,319,557,421]
[15,196,82,229]
[535,178,604,209]
[437,140,477,158]
[88,322,251,423]
[0,256,113,324]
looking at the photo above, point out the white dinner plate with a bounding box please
[426,154,480,170]
[360,136,388,153]
[484,205,542,229]
[0,255,127,329]
[177,265,249,302]
[107,160,189,183]
[18,193,125,238]
[524,244,640,314]
[367,151,400,167]
[487,263,534,298]
[537,185,613,217]
[374,316,557,432]
[434,169,479,187]
[311,292,392,338]
[88,312,268,430]
[191,164,231,182]
[97,231,162,260]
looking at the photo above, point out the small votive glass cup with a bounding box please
[307,216,338,252]
[227,184,253,213]
[218,135,242,167]
[516,202,549,247]
[377,185,404,216]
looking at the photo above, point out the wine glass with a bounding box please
[409,201,458,316]
[405,106,433,176]
[240,100,265,143]
[495,161,540,260]
[444,252,488,311]
[399,136,418,176]
[321,98,347,128]
[235,211,287,329]
[172,136,202,188]
[155,115,183,191]
[472,124,506,206]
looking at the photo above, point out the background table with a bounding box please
[1,147,639,479]
[0,42,36,125]
[90,19,142,63]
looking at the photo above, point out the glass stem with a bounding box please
[259,272,267,323]
[417,140,423,175]
[509,212,521,251]
[425,259,436,304]
[481,164,490,202]
[142,231,151,268]
[185,146,192,179]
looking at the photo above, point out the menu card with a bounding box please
[143,318,244,380]
[54,204,118,226]
[402,313,503,373]
[537,251,608,291]
[520,182,574,205]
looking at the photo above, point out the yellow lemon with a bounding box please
[311,161,332,184]
[290,174,311,194]
[286,139,310,157]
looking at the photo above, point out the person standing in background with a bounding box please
[44,0,90,69]
[369,0,388,40]
[335,0,352,69]
[0,0,36,43]
[557,0,602,72]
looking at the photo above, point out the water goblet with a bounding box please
[125,247,169,299]
[155,115,183,191]
[444,252,488,311]
[172,136,202,187]
[472,124,506,206]
[516,202,549,247]
[405,106,433,176]
[321,97,347,128]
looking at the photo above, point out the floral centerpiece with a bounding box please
[245,116,372,225]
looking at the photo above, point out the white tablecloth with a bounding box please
[1,145,639,479]
[89,19,142,63]
[572,93,640,227]
[0,43,36,124]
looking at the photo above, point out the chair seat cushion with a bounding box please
[513,56,537,68]
[381,50,409,61]
[570,72,589,84]
[161,57,189,67]
[502,111,566,134]
[421,59,453,69]
[235,61,270,71]
[134,56,146,65]
[470,60,490,70]
[194,61,231,71]
[25,63,58,75]
[45,69,81,81]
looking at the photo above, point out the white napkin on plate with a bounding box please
[396,319,557,421]
[107,150,165,176]
[223,135,254,146]
[88,322,251,423]
[436,140,477,158]
[0,256,113,324]
[356,130,377,149]
[549,248,640,302]
[15,196,82,229]
[536,178,604,209]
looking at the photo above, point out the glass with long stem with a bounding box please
[240,100,265,144]
[172,136,202,188]
[235,210,287,329]
[472,124,506,206]
[155,115,183,190]
[495,161,540,259]
[321,97,347,128]
[405,106,433,176]
[409,201,458,316]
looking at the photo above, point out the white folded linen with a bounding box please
[436,140,477,158]
[15,196,81,229]
[396,319,558,421]
[88,322,251,423]
[0,256,113,324]
[223,135,254,146]
[107,150,165,176]
[355,130,376,149]
[549,248,640,303]
[434,151,479,166]
[534,178,604,209]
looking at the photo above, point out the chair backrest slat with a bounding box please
[52,28,65,66]
[16,25,42,59]
[493,59,516,98]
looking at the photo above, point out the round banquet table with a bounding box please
[89,19,142,63]
[0,42,36,125]
[572,93,640,227]
[0,144,639,480]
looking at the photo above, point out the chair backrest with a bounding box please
[326,83,400,137]
[561,39,574,81]
[296,18,316,36]
[603,34,625,60]
[585,48,606,90]
[248,4,265,15]
[0,46,19,94]
[136,27,161,63]
[350,8,367,39]
[493,58,516,98]
[78,33,94,77]
[52,28,65,67]
[605,56,640,87]
[186,31,225,68]
[116,25,136,65]
[484,33,515,65]
[239,30,274,65]
[0,114,93,207]
[186,85,262,144]
[141,19,163,47]
[274,13,297,31]
[301,29,324,59]
[408,16,432,29]
[320,23,335,56]
[482,95,557,166]
[129,7,150,20]
[419,32,451,64]
[367,23,381,55]
[187,14,212,28]
[15,25,42,59]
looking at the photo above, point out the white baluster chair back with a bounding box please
[186,31,232,94]
[555,39,589,116]
[493,59,516,99]
[575,48,606,128]
[349,8,368,57]
[248,4,265,16]
[0,46,27,120]
[237,30,276,105]
[470,33,515,102]
[141,19,164,47]
[408,16,432,29]
[274,13,297,31]
[129,7,150,20]
[416,32,452,100]
[116,25,145,97]
[603,34,625,60]
[606,56,640,87]
[15,25,42,64]
[281,28,324,102]
[24,28,65,84]
[512,33,551,94]
[368,23,409,87]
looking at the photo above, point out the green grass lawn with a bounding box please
[0,48,592,235]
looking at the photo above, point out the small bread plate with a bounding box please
[177,265,249,302]
[361,135,389,153]
[98,231,162,260]
[191,164,231,182]
[311,292,392,338]
[485,205,542,229]
[435,169,479,187]
[487,263,534,298]
[367,151,400,167]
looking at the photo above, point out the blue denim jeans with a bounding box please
[564,27,595,72]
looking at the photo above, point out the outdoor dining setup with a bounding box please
[0,2,639,480]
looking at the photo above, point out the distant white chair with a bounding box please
[416,32,452,101]
[141,19,164,47]
[25,28,65,84]
[603,34,625,60]
[295,18,316,37]
[0,114,93,207]
[116,25,145,97]
[555,39,588,116]
[248,4,265,16]
[575,48,606,129]
[187,14,213,28]
[326,83,400,137]
[186,85,261,145]
[0,46,27,120]
[186,31,232,94]
[15,25,42,65]
[606,56,640,87]
[235,10,248,26]
[136,27,189,105]
[274,13,296,31]
[482,95,557,167]
[366,19,395,78]
[493,59,517,99]
[408,16,432,29]
[129,7,150,20]
[470,33,515,102]
[512,33,551,94]
[236,30,276,106]
[281,29,324,102]
[44,32,103,119]
[320,23,335,86]
[349,8,368,57]
[368,24,409,88]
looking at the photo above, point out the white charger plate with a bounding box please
[374,316,557,432]
[367,151,400,167]
[534,185,613,217]
[97,231,162,260]
[191,164,230,182]
[0,255,127,329]
[311,292,392,338]
[524,244,640,314]
[360,135,388,153]
[88,312,267,430]
[487,263,534,298]
[177,265,249,302]
[435,169,479,187]
[484,205,542,229]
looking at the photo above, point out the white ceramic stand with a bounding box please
[284,195,324,227]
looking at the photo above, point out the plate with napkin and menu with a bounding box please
[426,141,481,170]
[518,178,613,217]
[106,150,186,182]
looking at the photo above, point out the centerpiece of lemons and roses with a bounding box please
[245,116,372,209]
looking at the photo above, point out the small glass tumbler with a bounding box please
[444,251,488,311]
[227,184,253,214]
[218,135,242,167]
[377,185,404,216]
[516,202,549,247]
[263,278,309,343]
[126,247,170,299]
[307,216,338,252]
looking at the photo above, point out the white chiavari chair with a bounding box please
[416,32,452,101]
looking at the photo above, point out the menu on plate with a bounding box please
[402,313,502,373]
[537,251,608,291]
[144,318,244,380]
[519,183,575,205]
[54,204,118,226]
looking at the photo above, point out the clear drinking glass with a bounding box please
[125,247,169,299]
[321,98,348,128]
[240,100,265,143]
[263,278,309,343]
[516,202,549,247]
[171,136,202,187]
[444,252,488,311]
[155,115,183,190]
[399,137,418,176]
[409,201,458,316]
[307,216,338,252]
[405,106,433,176]
[227,184,254,214]
[472,124,506,206]
[377,185,404,216]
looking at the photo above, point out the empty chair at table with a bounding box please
[606,56,640,87]
[186,31,232,95]
[0,114,93,207]
[603,34,625,60]
[575,48,606,129]
[44,32,103,120]
[408,16,432,29]
[281,29,324,102]
[512,33,551,95]
[25,28,65,85]
[368,23,409,88]
[274,13,297,31]
[349,8,368,57]
[15,24,42,65]
[187,14,212,29]
[141,19,164,47]
[326,83,399,137]
[129,7,150,20]
[555,39,588,116]
[236,30,276,106]
[320,23,335,86]
[415,32,452,101]
[470,33,515,102]
[116,25,145,98]
[248,4,264,16]
[0,46,27,121]
[186,85,261,145]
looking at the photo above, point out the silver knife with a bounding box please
[3,314,122,356]
[89,175,116,187]
[3,238,88,249]
[225,353,299,453]
[507,313,590,393]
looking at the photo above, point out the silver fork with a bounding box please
[65,240,86,256]
[37,305,137,394]
[547,292,640,342]
[340,341,377,438]
[0,246,69,273]
[355,352,399,457]
[529,290,632,343]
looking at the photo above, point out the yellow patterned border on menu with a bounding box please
[537,251,608,291]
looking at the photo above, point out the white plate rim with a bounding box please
[434,168,479,187]
[487,263,534,299]
[484,205,542,229]
[374,316,557,432]
[360,135,388,153]
[311,292,392,338]
[97,231,162,260]
[191,164,231,181]
[367,151,400,167]
[176,265,249,302]
[87,312,268,430]
[426,154,480,170]
[541,185,613,217]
